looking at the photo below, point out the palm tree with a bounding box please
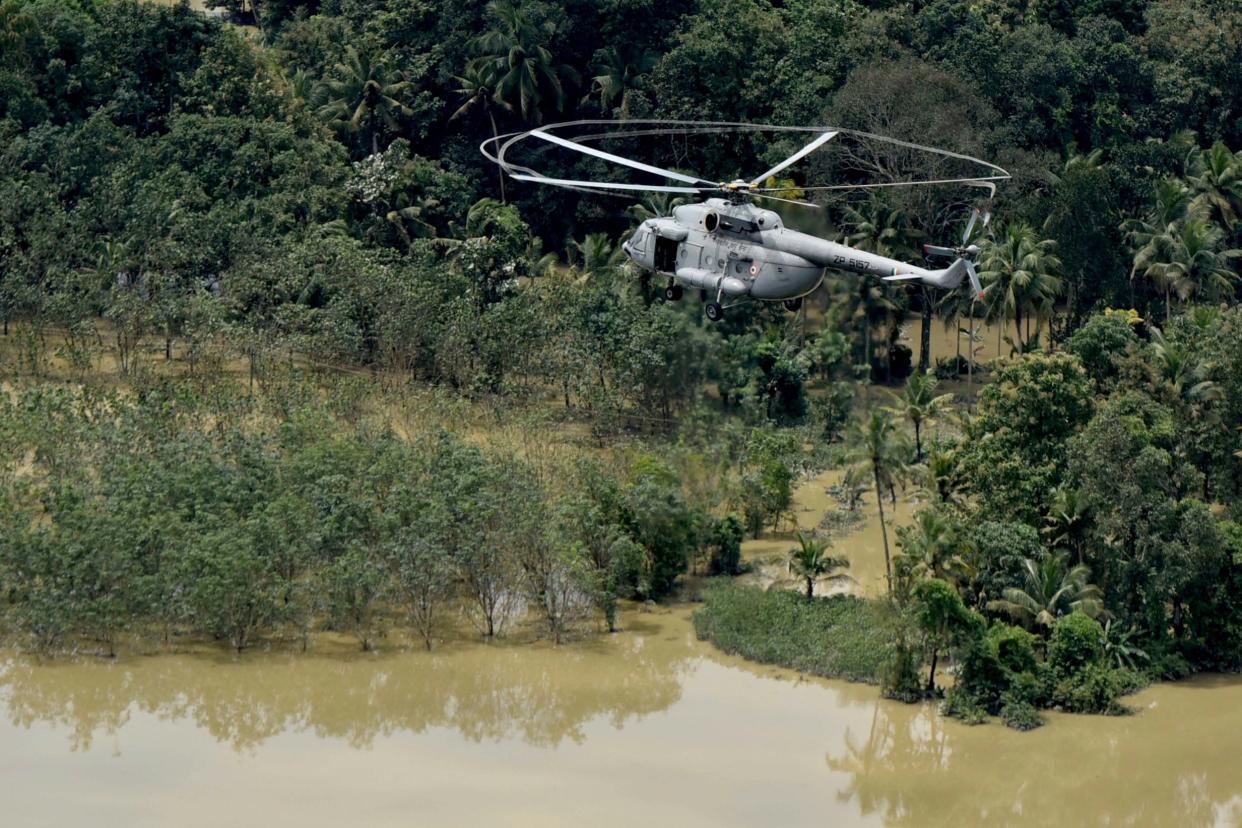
[1143,215,1240,308]
[315,47,414,155]
[1185,141,1242,233]
[918,442,964,507]
[986,553,1104,634]
[451,61,506,203]
[976,222,1063,353]
[885,371,953,461]
[569,233,625,280]
[471,0,577,124]
[626,191,688,224]
[1123,178,1194,320]
[1042,485,1089,563]
[846,410,912,596]
[897,509,973,587]
[586,45,658,117]
[787,532,850,599]
[841,199,920,375]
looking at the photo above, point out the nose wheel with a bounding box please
[783,297,803,313]
[704,301,723,322]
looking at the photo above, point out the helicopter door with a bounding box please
[654,235,679,273]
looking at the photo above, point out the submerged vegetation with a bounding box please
[1,0,1242,737]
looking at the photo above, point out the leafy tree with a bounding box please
[912,578,981,692]
[388,533,455,650]
[961,353,1094,524]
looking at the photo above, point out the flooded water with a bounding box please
[2,608,1240,827]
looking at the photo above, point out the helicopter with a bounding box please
[484,122,1007,322]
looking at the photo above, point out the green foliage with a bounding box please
[693,585,896,684]
[1048,610,1105,674]
[708,513,744,577]
[1065,312,1139,388]
[962,353,1094,523]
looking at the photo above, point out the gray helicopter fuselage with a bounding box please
[621,198,945,302]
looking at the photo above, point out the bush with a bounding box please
[1049,611,1104,675]
[1000,696,1044,731]
[953,622,1040,715]
[1052,663,1144,714]
[708,513,744,576]
[693,584,895,683]
[942,687,988,724]
[881,641,924,703]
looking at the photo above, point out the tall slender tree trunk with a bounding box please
[488,109,506,204]
[927,647,939,693]
[874,464,892,595]
[919,287,932,372]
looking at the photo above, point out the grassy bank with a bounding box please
[692,583,895,684]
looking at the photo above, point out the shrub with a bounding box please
[708,513,744,576]
[1000,696,1044,731]
[1049,611,1104,675]
[942,687,988,724]
[1053,663,1144,714]
[693,585,895,683]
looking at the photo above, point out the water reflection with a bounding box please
[0,615,691,752]
[825,678,1242,827]
[4,610,1242,827]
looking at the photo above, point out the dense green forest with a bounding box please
[2,0,1242,728]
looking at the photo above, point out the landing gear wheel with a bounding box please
[783,297,803,312]
[704,302,723,322]
[663,285,683,302]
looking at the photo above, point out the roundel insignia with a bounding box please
[749,263,759,277]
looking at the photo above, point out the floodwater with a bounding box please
[2,608,1241,827]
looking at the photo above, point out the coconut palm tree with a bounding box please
[885,371,953,461]
[1123,178,1194,320]
[841,199,920,374]
[896,509,974,587]
[586,45,658,117]
[787,532,850,599]
[626,191,688,225]
[1143,216,1240,308]
[1042,485,1089,564]
[569,233,626,280]
[315,47,414,155]
[986,553,1104,634]
[976,222,1063,353]
[845,410,912,596]
[451,61,506,203]
[1185,141,1242,233]
[471,0,577,124]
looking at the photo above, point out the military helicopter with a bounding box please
[483,121,1008,322]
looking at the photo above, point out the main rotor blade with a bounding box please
[961,208,980,245]
[749,130,838,187]
[751,192,823,210]
[529,129,711,186]
[966,260,984,298]
[510,174,705,194]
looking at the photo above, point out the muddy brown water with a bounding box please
[2,607,1240,827]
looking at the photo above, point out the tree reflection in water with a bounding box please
[0,615,693,752]
[825,679,1242,827]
